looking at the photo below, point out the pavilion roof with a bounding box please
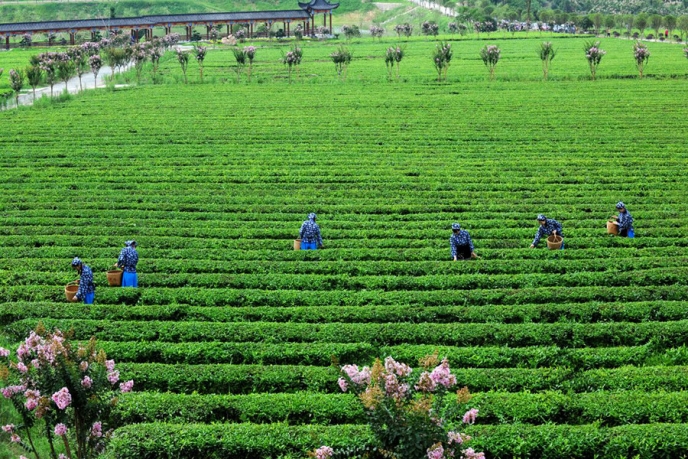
[0,10,310,34]
[298,0,339,12]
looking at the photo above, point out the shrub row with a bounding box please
[114,363,688,394]
[4,283,688,307]
[10,318,688,348]
[3,300,687,325]
[113,390,688,428]
[105,422,688,459]
[3,253,686,277]
[10,266,687,291]
[3,245,680,263]
[93,341,682,370]
[104,422,372,459]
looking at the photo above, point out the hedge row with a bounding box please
[113,390,688,427]
[6,267,688,291]
[105,422,688,459]
[5,283,687,307]
[9,318,688,348]
[93,341,680,370]
[2,245,679,263]
[104,422,372,459]
[114,363,688,394]
[3,301,687,326]
[3,254,686,276]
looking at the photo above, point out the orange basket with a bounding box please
[294,239,301,251]
[65,282,79,302]
[546,234,563,250]
[607,220,619,235]
[107,270,123,286]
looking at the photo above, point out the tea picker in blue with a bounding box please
[531,214,564,249]
[71,257,95,304]
[450,223,478,260]
[116,240,139,287]
[611,202,634,238]
[299,213,324,250]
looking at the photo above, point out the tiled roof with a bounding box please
[298,0,340,11]
[0,10,310,34]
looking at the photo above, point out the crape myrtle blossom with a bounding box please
[0,327,135,459]
[0,347,9,357]
[54,423,68,436]
[327,355,484,459]
[314,445,334,459]
[52,387,72,410]
[119,380,134,393]
[463,408,479,425]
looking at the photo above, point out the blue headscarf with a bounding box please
[537,214,547,221]
[125,240,136,247]
[71,257,82,267]
[451,223,461,230]
[308,213,316,221]
[616,202,625,210]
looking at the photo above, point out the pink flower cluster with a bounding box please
[416,358,457,392]
[107,371,120,385]
[314,445,333,459]
[91,422,102,438]
[24,389,40,410]
[2,385,25,399]
[52,387,72,410]
[462,448,485,459]
[54,423,68,436]
[120,380,134,393]
[0,347,9,357]
[338,364,371,392]
[427,443,444,459]
[462,408,479,425]
[448,431,470,445]
[81,376,93,388]
[384,357,412,377]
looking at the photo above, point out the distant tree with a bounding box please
[539,41,556,80]
[604,15,616,32]
[633,41,650,79]
[370,25,385,39]
[539,9,553,28]
[330,45,352,81]
[421,21,439,36]
[25,64,42,100]
[193,45,207,82]
[664,15,677,36]
[635,14,648,37]
[479,44,501,80]
[56,52,75,89]
[623,14,635,36]
[341,25,361,40]
[384,45,404,80]
[432,41,452,82]
[583,40,606,81]
[9,68,24,105]
[175,47,190,84]
[678,15,688,41]
[649,14,663,37]
[88,54,102,89]
[592,13,603,35]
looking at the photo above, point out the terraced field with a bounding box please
[1,36,688,458]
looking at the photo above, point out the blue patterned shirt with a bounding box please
[299,219,323,245]
[118,247,139,273]
[76,265,95,299]
[533,218,563,247]
[450,230,474,257]
[617,210,634,232]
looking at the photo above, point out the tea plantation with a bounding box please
[1,35,688,458]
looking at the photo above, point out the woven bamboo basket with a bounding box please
[65,282,79,302]
[107,270,123,286]
[607,221,619,235]
[546,234,563,250]
[294,239,301,251]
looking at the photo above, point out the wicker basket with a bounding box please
[607,221,619,235]
[65,282,79,302]
[107,270,123,286]
[546,234,563,250]
[294,239,301,251]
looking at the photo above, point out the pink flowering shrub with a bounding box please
[632,41,650,78]
[315,355,483,459]
[0,325,133,459]
[584,40,606,80]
